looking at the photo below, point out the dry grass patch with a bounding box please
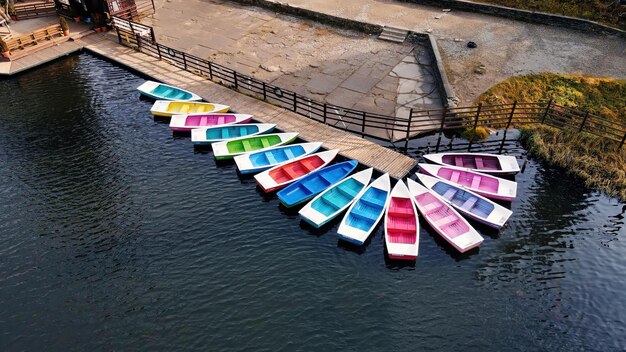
[520,125,626,201]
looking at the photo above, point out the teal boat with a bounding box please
[137,80,202,101]
[299,168,373,228]
[191,124,276,144]
[277,160,358,208]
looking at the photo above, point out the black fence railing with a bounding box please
[111,16,626,151]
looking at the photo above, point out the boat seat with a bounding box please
[173,92,186,99]
[221,128,230,139]
[351,205,378,221]
[337,185,359,198]
[242,140,253,151]
[261,138,271,148]
[470,176,482,189]
[475,157,484,169]
[216,116,225,125]
[442,188,457,200]
[455,156,464,167]
[450,171,461,184]
[298,183,314,195]
[283,148,296,160]
[421,201,442,213]
[265,152,278,165]
[161,88,173,97]
[460,197,477,211]
[199,116,208,126]
[434,214,457,227]
[389,205,414,217]
[180,105,190,113]
[283,166,301,179]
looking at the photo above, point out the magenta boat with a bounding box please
[423,152,520,175]
[169,113,253,132]
[418,163,517,201]
[407,179,483,253]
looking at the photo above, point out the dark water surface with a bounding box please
[1,55,625,351]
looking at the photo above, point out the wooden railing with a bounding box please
[111,16,626,151]
[106,0,155,21]
[5,24,64,52]
[14,1,56,20]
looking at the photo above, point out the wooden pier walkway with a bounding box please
[82,34,417,178]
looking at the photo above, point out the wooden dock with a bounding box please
[10,32,417,178]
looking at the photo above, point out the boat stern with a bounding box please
[150,100,172,117]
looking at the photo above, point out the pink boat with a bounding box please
[423,152,520,175]
[384,181,419,260]
[418,163,517,201]
[407,179,483,253]
[169,113,253,132]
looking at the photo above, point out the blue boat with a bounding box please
[136,80,202,101]
[416,173,512,229]
[337,174,391,245]
[277,160,358,208]
[299,168,373,228]
[233,142,323,174]
[191,124,276,144]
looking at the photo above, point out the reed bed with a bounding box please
[520,125,626,202]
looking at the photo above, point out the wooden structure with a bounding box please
[14,1,57,20]
[4,24,64,59]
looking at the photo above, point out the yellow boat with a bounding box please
[150,100,230,117]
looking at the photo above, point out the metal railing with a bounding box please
[111,16,626,151]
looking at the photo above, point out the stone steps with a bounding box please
[378,26,408,43]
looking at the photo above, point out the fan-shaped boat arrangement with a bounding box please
[137,80,521,262]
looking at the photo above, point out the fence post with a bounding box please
[472,103,482,131]
[505,101,517,130]
[404,108,414,150]
[361,111,366,137]
[208,61,213,80]
[135,34,141,51]
[439,107,448,132]
[233,71,238,90]
[619,132,626,150]
[293,93,297,112]
[323,103,327,124]
[262,82,267,100]
[116,27,122,44]
[578,112,589,132]
[541,99,552,123]
[156,43,162,60]
[181,52,187,70]
[150,28,156,43]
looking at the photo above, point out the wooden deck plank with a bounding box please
[84,37,417,178]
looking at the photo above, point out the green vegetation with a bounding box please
[477,0,625,30]
[0,38,8,53]
[461,126,490,141]
[478,73,626,123]
[520,125,626,201]
[60,17,70,32]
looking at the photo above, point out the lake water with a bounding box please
[0,54,624,351]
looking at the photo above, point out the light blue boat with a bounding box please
[136,80,202,101]
[233,142,323,174]
[299,168,373,228]
[337,174,391,245]
[277,160,358,208]
[191,124,276,144]
[416,173,512,229]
